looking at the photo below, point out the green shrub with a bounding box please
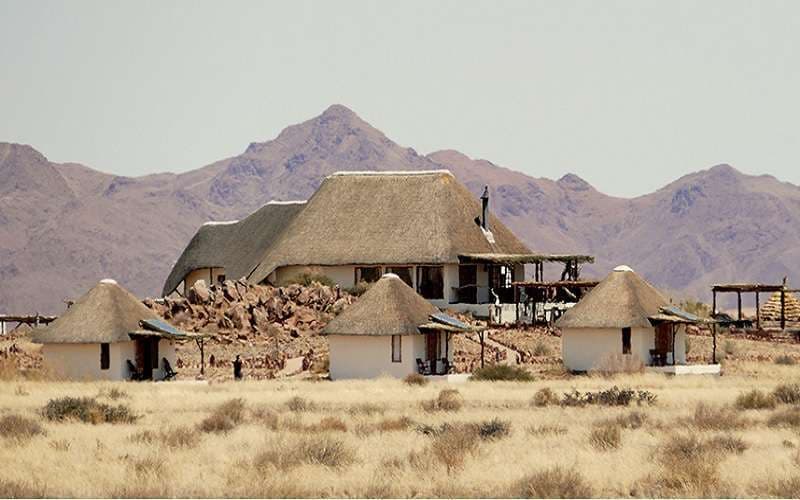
[403,373,428,386]
[561,387,657,407]
[734,389,776,410]
[0,414,46,441]
[773,384,800,404]
[471,364,533,381]
[284,272,335,288]
[42,396,138,424]
[531,388,559,407]
[345,280,372,297]
[510,466,594,498]
[475,418,511,441]
[679,299,711,318]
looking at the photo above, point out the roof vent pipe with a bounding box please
[480,186,489,230]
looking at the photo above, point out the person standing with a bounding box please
[233,354,243,380]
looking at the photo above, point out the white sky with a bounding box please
[2,0,800,197]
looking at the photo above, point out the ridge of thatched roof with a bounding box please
[556,266,670,329]
[323,274,450,336]
[248,171,531,284]
[32,280,162,344]
[162,200,306,295]
[759,291,800,321]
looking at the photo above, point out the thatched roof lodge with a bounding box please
[33,279,185,381]
[164,170,593,324]
[557,265,708,372]
[323,273,474,379]
[163,200,306,296]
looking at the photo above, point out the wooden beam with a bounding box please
[478,332,485,369]
[712,323,717,364]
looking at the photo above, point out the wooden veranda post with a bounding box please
[737,291,743,321]
[712,290,717,316]
[712,323,717,364]
[195,337,205,376]
[756,292,761,330]
[478,331,485,368]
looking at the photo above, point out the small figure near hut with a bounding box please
[233,354,243,380]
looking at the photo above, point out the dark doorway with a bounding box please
[622,327,632,354]
[426,333,439,364]
[135,338,158,380]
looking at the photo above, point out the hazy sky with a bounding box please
[2,1,800,197]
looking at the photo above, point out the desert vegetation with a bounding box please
[2,360,800,498]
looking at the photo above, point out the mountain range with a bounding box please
[2,104,799,314]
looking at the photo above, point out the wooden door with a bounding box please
[655,324,672,353]
[426,333,439,363]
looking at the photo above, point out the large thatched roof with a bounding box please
[556,266,670,329]
[249,171,531,284]
[323,273,466,336]
[32,279,162,344]
[162,201,306,295]
[759,291,800,322]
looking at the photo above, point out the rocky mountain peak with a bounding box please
[557,173,593,192]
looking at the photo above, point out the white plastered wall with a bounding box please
[42,340,177,381]
[561,326,688,371]
[183,267,226,294]
[328,333,454,380]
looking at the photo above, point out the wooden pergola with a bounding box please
[511,280,600,325]
[711,281,800,330]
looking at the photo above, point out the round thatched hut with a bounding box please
[759,291,800,322]
[323,273,473,380]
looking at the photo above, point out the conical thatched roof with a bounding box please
[323,274,441,336]
[32,279,161,344]
[556,266,670,329]
[248,171,531,284]
[759,291,800,322]
[163,201,306,295]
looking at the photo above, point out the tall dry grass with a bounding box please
[0,359,799,497]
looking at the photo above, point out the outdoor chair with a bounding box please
[126,359,142,381]
[162,357,177,380]
[649,349,667,366]
[416,358,430,375]
[439,358,453,374]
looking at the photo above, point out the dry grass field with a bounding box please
[3,335,800,498]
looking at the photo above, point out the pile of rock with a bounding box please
[143,279,355,380]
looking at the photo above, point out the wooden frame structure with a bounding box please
[711,281,800,330]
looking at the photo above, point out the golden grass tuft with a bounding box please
[509,466,594,498]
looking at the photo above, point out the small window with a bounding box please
[100,343,110,370]
[417,266,444,300]
[385,267,413,287]
[622,327,632,355]
[391,335,402,362]
[355,267,382,284]
[217,274,226,284]
[151,340,159,369]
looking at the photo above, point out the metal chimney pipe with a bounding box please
[480,186,489,230]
